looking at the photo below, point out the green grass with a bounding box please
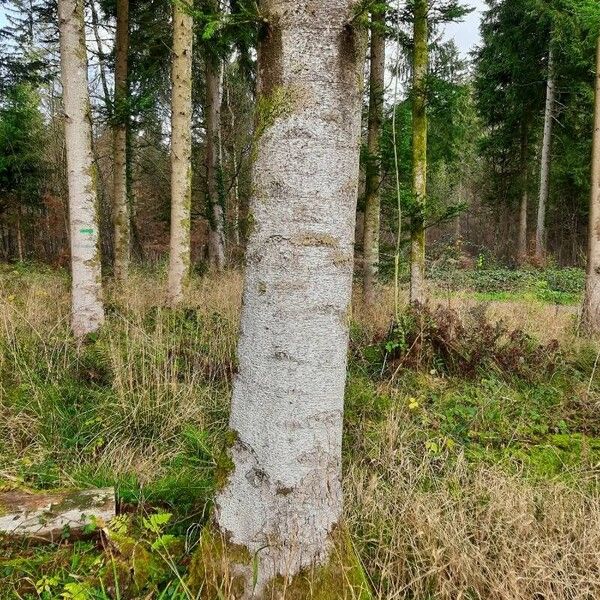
[431,266,585,305]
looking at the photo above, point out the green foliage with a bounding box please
[430,266,585,304]
[0,510,188,599]
[377,36,476,274]
[0,82,45,214]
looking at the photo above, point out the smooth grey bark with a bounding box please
[206,58,226,271]
[112,0,130,282]
[167,0,193,305]
[215,0,365,592]
[535,46,556,262]
[583,37,600,332]
[362,11,385,307]
[58,0,105,337]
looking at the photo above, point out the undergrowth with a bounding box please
[0,265,599,599]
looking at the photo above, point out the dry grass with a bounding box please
[353,283,580,345]
[0,267,242,484]
[0,267,599,599]
[345,405,600,599]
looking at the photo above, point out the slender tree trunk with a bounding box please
[583,37,600,332]
[167,0,193,305]
[518,117,529,263]
[58,0,105,338]
[214,1,365,592]
[362,10,385,307]
[224,85,240,247]
[16,205,24,262]
[89,0,112,113]
[206,58,226,271]
[112,0,129,282]
[535,45,556,263]
[410,0,428,304]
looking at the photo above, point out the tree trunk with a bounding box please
[16,205,24,262]
[224,83,241,248]
[535,45,556,263]
[518,117,529,263]
[167,0,193,305]
[206,58,226,271]
[410,0,428,304]
[362,10,385,307]
[583,37,600,333]
[89,0,112,113]
[214,1,365,592]
[112,0,129,283]
[58,0,105,338]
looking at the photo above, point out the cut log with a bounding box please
[0,488,115,539]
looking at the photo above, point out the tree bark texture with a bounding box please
[215,0,365,592]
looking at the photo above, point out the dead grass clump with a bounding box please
[346,408,600,600]
[378,303,562,380]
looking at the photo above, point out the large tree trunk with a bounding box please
[58,0,105,338]
[112,0,130,282]
[206,57,226,271]
[517,117,530,263]
[535,45,556,263]
[583,37,600,333]
[214,0,364,592]
[167,0,193,305]
[362,10,385,307]
[410,0,428,304]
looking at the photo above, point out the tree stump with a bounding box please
[0,488,115,539]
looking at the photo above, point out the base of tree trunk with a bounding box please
[188,525,372,599]
[0,488,115,540]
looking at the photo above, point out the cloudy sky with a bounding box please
[444,0,486,56]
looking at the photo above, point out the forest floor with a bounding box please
[0,263,599,599]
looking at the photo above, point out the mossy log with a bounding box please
[0,488,115,539]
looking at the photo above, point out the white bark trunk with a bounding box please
[167,0,193,305]
[207,58,226,271]
[215,1,365,592]
[112,0,130,282]
[583,38,600,332]
[58,0,105,338]
[535,46,556,262]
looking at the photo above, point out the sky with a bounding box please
[445,0,486,57]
